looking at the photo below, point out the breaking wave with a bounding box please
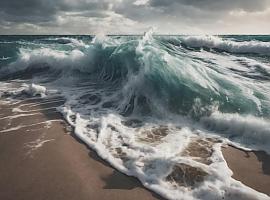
[181,35,270,55]
[0,32,270,200]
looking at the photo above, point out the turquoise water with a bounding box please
[1,34,270,117]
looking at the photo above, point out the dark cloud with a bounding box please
[0,0,57,22]
[148,0,269,12]
[58,0,110,12]
[0,0,111,23]
[0,0,270,34]
[113,0,270,31]
[66,10,109,18]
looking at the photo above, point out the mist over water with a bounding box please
[1,33,270,200]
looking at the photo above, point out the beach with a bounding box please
[0,97,163,200]
[222,146,270,196]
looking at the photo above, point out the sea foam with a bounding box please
[181,35,270,55]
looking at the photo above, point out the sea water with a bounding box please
[0,32,270,200]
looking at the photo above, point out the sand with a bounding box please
[222,146,270,196]
[0,97,163,200]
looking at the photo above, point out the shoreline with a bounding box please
[0,95,269,199]
[222,145,270,196]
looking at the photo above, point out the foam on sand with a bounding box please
[60,107,269,200]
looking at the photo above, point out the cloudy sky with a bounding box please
[0,0,270,34]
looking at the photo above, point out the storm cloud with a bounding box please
[0,0,270,34]
[149,0,268,12]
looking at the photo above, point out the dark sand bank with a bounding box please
[0,97,163,200]
[222,146,270,196]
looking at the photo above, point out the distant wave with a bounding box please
[39,37,88,47]
[0,56,11,61]
[181,35,270,55]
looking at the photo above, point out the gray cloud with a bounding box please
[0,0,270,34]
[149,0,269,12]
[0,0,111,23]
[0,0,57,23]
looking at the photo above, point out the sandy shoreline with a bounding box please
[0,95,270,199]
[0,97,163,200]
[222,145,270,196]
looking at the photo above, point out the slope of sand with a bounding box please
[0,97,163,200]
[222,146,270,196]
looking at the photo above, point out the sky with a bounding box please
[0,0,270,35]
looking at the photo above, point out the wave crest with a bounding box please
[181,35,270,55]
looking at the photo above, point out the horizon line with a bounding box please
[0,34,270,36]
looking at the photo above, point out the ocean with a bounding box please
[0,31,270,200]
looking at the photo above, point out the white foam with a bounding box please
[25,138,55,156]
[12,106,57,113]
[181,35,270,55]
[0,82,48,100]
[0,120,63,134]
[26,139,55,149]
[0,112,40,120]
[25,84,47,97]
[0,56,11,61]
[201,111,270,153]
[59,106,270,200]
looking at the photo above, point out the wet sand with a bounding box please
[222,145,270,196]
[0,97,163,200]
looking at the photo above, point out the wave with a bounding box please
[1,32,270,140]
[1,32,270,200]
[0,56,11,61]
[201,111,270,152]
[181,35,270,55]
[10,39,270,111]
[39,37,88,47]
[0,83,47,99]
